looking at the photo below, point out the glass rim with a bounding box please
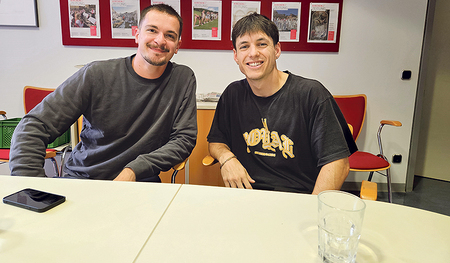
[318,190,366,212]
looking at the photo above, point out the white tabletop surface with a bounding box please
[136,184,450,263]
[1,176,449,262]
[0,175,181,263]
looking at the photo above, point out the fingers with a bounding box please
[225,178,248,189]
[236,179,246,189]
[247,174,256,183]
[222,172,254,189]
[224,177,241,188]
[243,174,255,189]
[224,180,231,188]
[243,180,253,189]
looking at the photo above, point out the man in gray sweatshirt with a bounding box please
[9,4,197,182]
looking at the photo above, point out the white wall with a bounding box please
[0,0,429,187]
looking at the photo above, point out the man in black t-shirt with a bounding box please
[207,13,357,194]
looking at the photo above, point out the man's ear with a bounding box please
[135,28,140,44]
[233,49,238,63]
[275,42,281,59]
[175,39,182,54]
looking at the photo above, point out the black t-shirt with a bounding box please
[207,72,357,193]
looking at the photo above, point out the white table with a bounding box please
[135,184,450,263]
[1,176,449,262]
[0,175,181,263]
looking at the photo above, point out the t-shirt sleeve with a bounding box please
[310,94,358,167]
[207,91,231,147]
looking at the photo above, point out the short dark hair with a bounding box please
[232,13,279,49]
[139,4,183,38]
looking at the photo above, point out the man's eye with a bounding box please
[166,34,176,40]
[239,45,248,50]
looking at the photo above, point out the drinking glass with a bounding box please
[318,190,366,263]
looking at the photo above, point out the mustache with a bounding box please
[147,43,169,52]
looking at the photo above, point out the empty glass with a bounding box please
[318,190,366,263]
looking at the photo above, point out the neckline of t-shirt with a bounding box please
[248,71,292,101]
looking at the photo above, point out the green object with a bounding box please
[0,118,21,148]
[0,118,70,149]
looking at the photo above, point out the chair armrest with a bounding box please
[173,159,188,171]
[44,150,57,159]
[377,120,402,156]
[202,155,218,166]
[380,120,402,127]
[170,159,188,184]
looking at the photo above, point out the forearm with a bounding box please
[9,117,51,177]
[312,157,350,195]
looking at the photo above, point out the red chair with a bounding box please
[23,86,55,114]
[334,94,402,203]
[0,87,60,176]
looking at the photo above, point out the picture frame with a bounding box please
[0,0,39,27]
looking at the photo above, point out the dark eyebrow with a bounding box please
[237,36,269,46]
[256,37,269,42]
[144,24,157,29]
[237,40,249,46]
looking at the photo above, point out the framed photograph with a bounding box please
[272,2,301,42]
[0,0,39,27]
[68,0,101,39]
[192,1,222,41]
[111,0,140,39]
[307,3,339,43]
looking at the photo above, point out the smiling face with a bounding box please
[233,31,281,83]
[135,10,181,67]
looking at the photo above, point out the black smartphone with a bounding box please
[3,188,66,213]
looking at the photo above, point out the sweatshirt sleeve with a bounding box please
[9,117,52,177]
[9,66,91,177]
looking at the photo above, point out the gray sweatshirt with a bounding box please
[10,55,197,181]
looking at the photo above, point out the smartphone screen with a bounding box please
[3,188,66,213]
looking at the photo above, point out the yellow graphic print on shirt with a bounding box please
[242,118,295,159]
